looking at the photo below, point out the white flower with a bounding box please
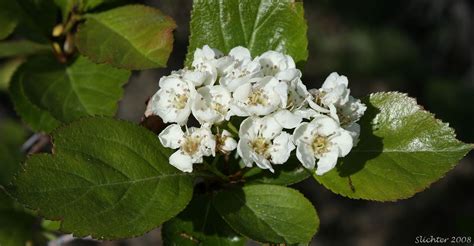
[192,85,232,125]
[147,76,196,125]
[329,96,367,145]
[159,124,215,172]
[256,50,296,76]
[272,68,316,129]
[191,45,223,86]
[216,47,261,91]
[293,115,353,175]
[231,76,288,117]
[237,116,295,172]
[321,72,350,106]
[217,130,237,154]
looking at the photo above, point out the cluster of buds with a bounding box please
[146,45,366,175]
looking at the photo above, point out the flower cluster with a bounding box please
[147,45,366,175]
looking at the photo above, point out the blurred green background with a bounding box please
[0,0,473,245]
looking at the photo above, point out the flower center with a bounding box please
[173,93,189,109]
[211,102,227,115]
[248,89,268,106]
[250,137,270,156]
[312,135,331,155]
[181,135,201,155]
[337,108,351,127]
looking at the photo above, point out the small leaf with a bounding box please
[162,195,245,246]
[244,156,310,186]
[8,118,194,239]
[76,4,176,70]
[10,55,130,131]
[315,92,473,201]
[0,40,50,58]
[186,0,308,66]
[213,184,318,244]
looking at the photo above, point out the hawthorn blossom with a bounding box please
[256,50,296,76]
[272,68,315,129]
[219,47,261,91]
[147,76,196,125]
[192,85,232,124]
[293,115,353,175]
[231,76,288,117]
[237,116,294,172]
[159,124,215,172]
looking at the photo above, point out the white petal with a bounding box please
[261,116,283,139]
[315,149,339,175]
[293,122,309,144]
[158,124,184,149]
[273,82,288,107]
[229,46,252,62]
[312,115,338,136]
[296,143,315,169]
[331,130,353,157]
[254,155,274,173]
[270,132,294,164]
[346,123,361,146]
[222,137,237,152]
[273,110,302,129]
[237,139,253,167]
[169,150,194,172]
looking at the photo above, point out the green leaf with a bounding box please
[0,120,27,186]
[162,195,245,246]
[76,4,177,70]
[0,40,50,58]
[0,191,38,246]
[315,92,473,201]
[213,184,318,244]
[9,64,61,133]
[0,0,20,40]
[186,0,308,66]
[244,156,310,186]
[10,55,130,131]
[8,118,194,239]
[0,58,25,91]
[15,0,58,42]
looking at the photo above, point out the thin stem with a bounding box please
[203,155,229,181]
[226,122,239,136]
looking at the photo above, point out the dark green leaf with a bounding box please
[163,195,245,246]
[186,0,308,66]
[0,191,38,246]
[9,63,61,133]
[0,0,20,40]
[315,92,473,201]
[0,121,27,185]
[244,156,310,186]
[8,118,194,239]
[76,4,176,70]
[15,0,58,42]
[10,55,130,131]
[0,40,50,58]
[213,184,318,244]
[0,58,24,91]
